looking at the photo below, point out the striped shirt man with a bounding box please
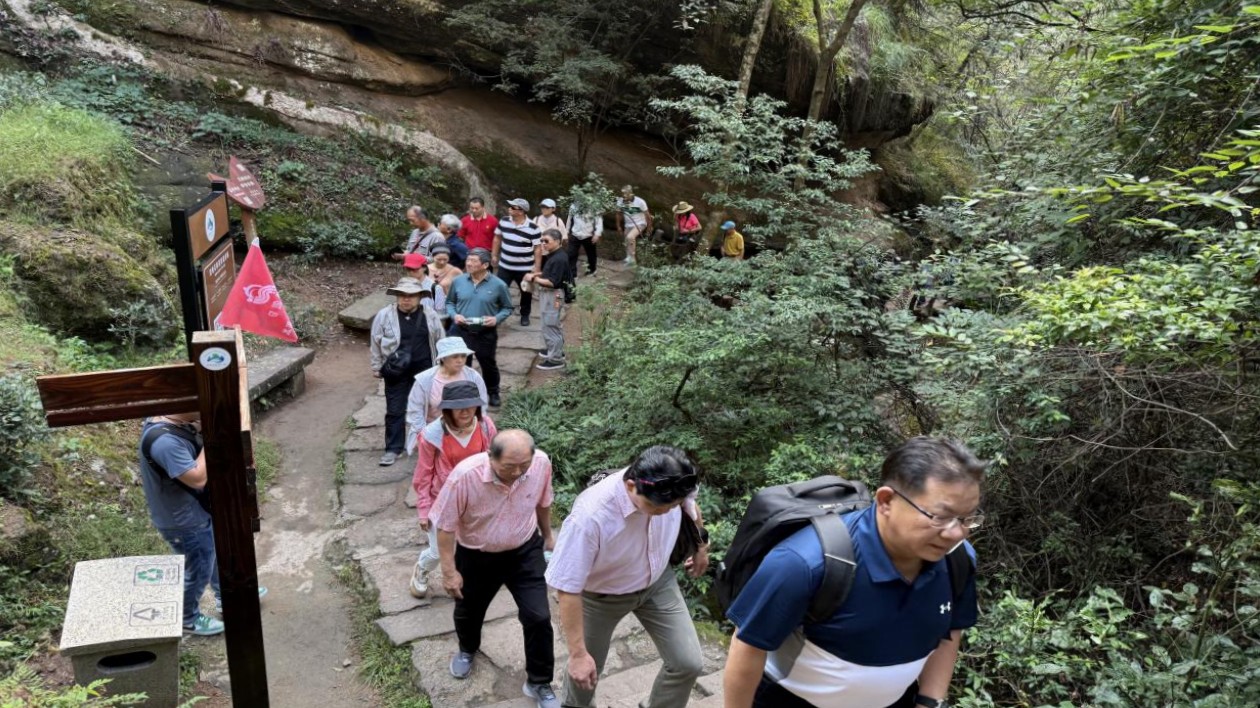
[494,216,541,273]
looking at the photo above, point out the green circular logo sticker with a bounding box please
[199,347,231,371]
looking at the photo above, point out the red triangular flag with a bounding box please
[217,239,298,342]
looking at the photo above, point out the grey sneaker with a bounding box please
[449,650,474,679]
[523,681,560,708]
[184,614,225,636]
[379,451,398,466]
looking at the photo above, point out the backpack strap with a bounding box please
[806,512,857,624]
[140,422,210,511]
[946,544,974,603]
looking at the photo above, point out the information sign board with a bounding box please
[188,193,230,260]
[200,239,237,329]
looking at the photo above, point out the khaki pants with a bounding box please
[539,287,565,361]
[563,571,703,708]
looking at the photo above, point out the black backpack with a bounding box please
[140,422,212,514]
[716,476,973,624]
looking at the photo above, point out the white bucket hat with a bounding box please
[435,336,474,362]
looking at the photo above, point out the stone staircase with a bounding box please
[336,260,727,706]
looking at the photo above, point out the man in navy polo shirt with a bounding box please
[723,437,985,708]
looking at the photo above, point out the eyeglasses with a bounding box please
[634,473,698,501]
[892,488,984,532]
[508,206,523,211]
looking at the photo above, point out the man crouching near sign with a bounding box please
[137,413,267,636]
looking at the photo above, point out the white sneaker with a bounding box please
[409,563,428,598]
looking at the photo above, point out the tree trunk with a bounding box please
[737,0,774,105]
[700,0,776,256]
[794,0,871,189]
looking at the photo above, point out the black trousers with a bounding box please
[752,676,917,708]
[382,371,417,454]
[566,237,598,277]
[454,533,554,684]
[498,268,533,318]
[450,325,500,395]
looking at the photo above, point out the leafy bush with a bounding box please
[0,663,146,706]
[0,375,45,499]
[958,482,1260,706]
[297,220,375,259]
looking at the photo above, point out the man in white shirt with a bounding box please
[566,203,603,280]
[615,185,651,265]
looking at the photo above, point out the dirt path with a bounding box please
[246,338,380,706]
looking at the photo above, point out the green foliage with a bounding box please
[653,65,876,245]
[0,101,136,225]
[108,300,178,350]
[958,483,1260,706]
[297,220,375,260]
[0,375,45,499]
[0,663,146,706]
[333,548,430,708]
[449,0,678,171]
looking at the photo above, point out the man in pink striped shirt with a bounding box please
[546,446,710,708]
[431,429,560,708]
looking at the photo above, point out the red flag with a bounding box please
[217,239,298,342]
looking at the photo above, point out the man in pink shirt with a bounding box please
[459,196,498,252]
[432,429,559,708]
[545,446,710,708]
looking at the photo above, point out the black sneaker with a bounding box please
[489,393,502,407]
[536,359,566,371]
[521,316,531,327]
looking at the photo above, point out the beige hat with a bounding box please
[386,277,427,296]
[672,202,694,214]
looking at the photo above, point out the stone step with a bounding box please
[691,693,725,708]
[589,659,662,708]
[339,289,392,331]
[695,669,723,697]
[375,588,519,645]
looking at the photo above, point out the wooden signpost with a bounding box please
[36,330,270,706]
[209,156,267,240]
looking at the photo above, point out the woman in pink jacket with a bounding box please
[409,380,497,598]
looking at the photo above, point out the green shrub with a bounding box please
[0,663,146,706]
[0,102,136,225]
[0,375,45,500]
[298,220,375,259]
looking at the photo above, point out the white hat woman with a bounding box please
[404,336,489,453]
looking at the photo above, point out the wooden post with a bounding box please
[191,330,269,707]
[35,328,270,705]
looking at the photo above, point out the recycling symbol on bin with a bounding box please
[136,568,164,583]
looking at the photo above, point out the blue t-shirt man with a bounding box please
[727,506,978,707]
[138,417,222,633]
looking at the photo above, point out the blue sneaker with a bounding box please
[523,681,560,708]
[184,614,225,636]
[449,650,474,679]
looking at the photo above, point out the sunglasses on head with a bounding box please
[634,473,698,501]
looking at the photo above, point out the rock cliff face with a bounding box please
[138,0,927,144]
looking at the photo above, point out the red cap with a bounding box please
[403,253,428,269]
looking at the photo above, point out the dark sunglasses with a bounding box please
[634,473,698,501]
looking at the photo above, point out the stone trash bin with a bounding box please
[59,555,186,707]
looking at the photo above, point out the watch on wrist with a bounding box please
[914,697,948,708]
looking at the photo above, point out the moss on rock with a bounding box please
[0,222,175,341]
[0,102,137,225]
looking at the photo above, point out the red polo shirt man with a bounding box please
[460,197,498,252]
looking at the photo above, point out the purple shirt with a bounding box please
[546,470,694,595]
